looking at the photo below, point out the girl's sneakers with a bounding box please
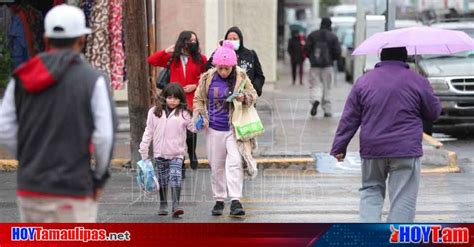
[230,200,245,216]
[211,201,225,216]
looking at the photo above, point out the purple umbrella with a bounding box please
[352,26,474,55]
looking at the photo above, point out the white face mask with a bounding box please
[229,40,240,51]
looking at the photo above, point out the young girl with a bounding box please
[193,41,258,217]
[139,83,195,218]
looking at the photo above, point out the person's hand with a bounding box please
[334,153,345,162]
[93,188,102,201]
[197,117,209,130]
[183,84,197,93]
[165,45,175,54]
[235,94,245,102]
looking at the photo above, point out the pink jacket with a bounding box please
[139,107,196,160]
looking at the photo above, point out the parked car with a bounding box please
[418,21,474,133]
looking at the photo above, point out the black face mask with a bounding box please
[187,43,198,54]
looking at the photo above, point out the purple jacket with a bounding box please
[331,61,441,159]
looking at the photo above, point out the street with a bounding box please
[1,167,473,223]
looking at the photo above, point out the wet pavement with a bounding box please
[1,166,473,223]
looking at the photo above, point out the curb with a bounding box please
[0,154,461,174]
[0,157,316,173]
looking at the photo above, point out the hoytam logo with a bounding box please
[390,225,469,244]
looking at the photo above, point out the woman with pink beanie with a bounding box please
[193,41,258,217]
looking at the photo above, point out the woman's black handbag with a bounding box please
[156,56,173,89]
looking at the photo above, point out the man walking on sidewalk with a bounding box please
[305,17,341,117]
[0,5,116,222]
[330,47,441,222]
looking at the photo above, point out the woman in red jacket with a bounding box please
[148,31,207,178]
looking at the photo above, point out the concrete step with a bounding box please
[116,106,129,119]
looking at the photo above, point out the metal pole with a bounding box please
[353,0,367,82]
[386,0,396,31]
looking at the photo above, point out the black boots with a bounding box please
[171,187,183,217]
[159,186,183,217]
[230,200,245,216]
[310,101,319,116]
[211,201,225,216]
[190,160,199,170]
[158,186,168,216]
[186,131,199,171]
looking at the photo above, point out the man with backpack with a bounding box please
[305,17,341,117]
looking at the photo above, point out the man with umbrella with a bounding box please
[330,47,441,222]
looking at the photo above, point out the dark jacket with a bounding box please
[305,28,341,68]
[287,36,305,64]
[9,50,117,197]
[206,26,265,96]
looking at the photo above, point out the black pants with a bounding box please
[291,62,304,84]
[186,130,198,163]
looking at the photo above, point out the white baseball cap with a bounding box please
[44,4,91,39]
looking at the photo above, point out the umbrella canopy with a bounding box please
[352,26,474,55]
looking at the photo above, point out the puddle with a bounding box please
[314,152,361,174]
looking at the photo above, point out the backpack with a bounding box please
[136,159,160,192]
[309,31,332,67]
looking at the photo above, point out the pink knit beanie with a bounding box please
[212,40,237,66]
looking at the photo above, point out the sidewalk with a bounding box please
[4,61,342,163]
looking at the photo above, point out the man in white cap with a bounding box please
[0,5,116,222]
